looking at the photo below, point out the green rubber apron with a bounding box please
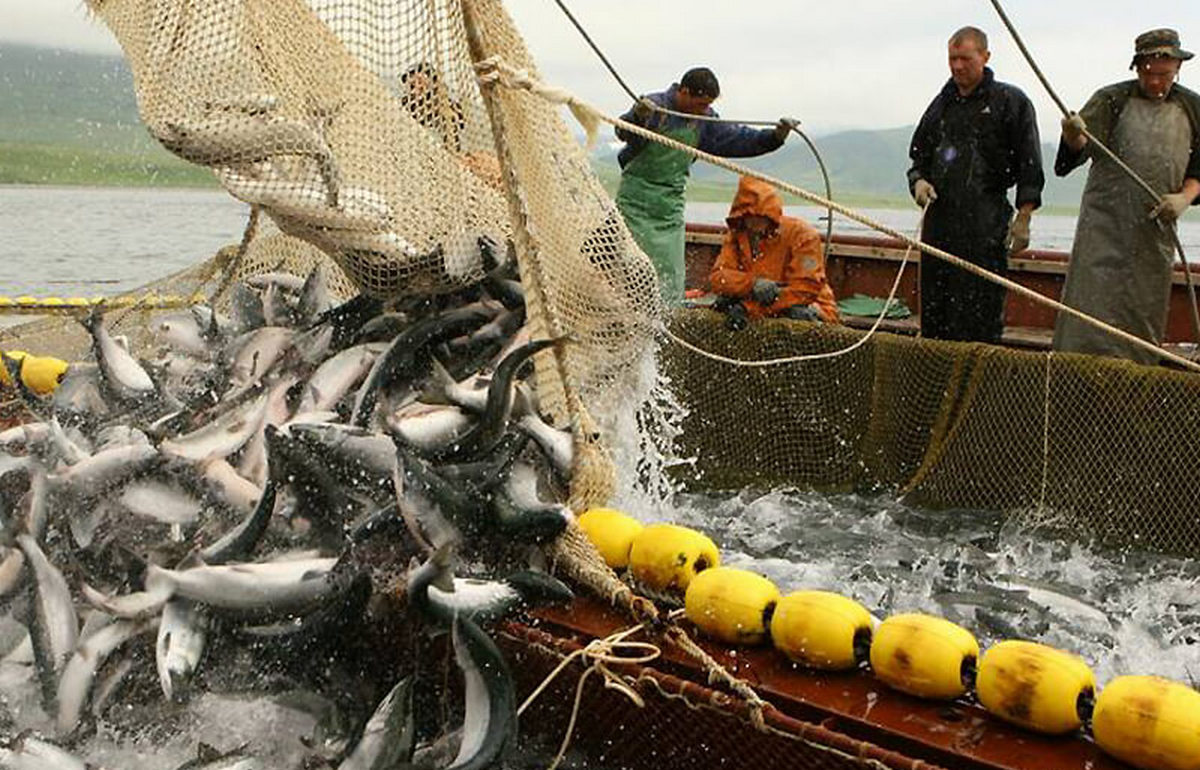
[615,122,700,305]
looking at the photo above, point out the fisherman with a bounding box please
[709,176,839,330]
[907,26,1044,344]
[1052,29,1200,365]
[615,67,795,305]
[400,62,466,151]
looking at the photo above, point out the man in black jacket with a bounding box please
[907,26,1045,343]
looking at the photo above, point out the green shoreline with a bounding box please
[0,143,1080,216]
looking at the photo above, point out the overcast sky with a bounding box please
[2,1,1198,138]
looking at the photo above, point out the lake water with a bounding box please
[3,185,1200,301]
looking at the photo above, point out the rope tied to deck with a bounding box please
[518,610,671,770]
[478,55,1200,373]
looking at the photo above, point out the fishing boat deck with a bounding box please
[684,224,1200,358]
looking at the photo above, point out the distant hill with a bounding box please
[0,43,214,186]
[593,124,1085,211]
[0,41,1084,207]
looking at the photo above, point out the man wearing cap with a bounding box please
[907,26,1044,344]
[615,67,795,304]
[1053,29,1200,365]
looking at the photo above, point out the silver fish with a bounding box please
[449,616,517,770]
[85,311,156,403]
[118,480,204,526]
[57,616,157,734]
[49,442,159,498]
[143,557,338,620]
[156,599,209,702]
[17,534,79,707]
[338,677,415,770]
[297,342,387,414]
[160,392,269,463]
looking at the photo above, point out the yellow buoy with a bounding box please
[0,350,70,395]
[771,591,873,670]
[1093,675,1200,770]
[577,508,644,569]
[870,613,978,699]
[684,567,779,645]
[976,640,1094,735]
[628,523,719,593]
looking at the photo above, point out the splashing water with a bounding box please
[663,487,1200,687]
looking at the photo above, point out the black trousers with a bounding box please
[920,199,1011,344]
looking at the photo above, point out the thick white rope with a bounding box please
[476,58,1200,374]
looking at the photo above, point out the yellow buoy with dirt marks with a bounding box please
[976,640,1094,735]
[770,590,873,670]
[577,508,644,569]
[628,523,719,593]
[684,566,779,645]
[1092,675,1200,770]
[0,350,70,396]
[870,613,978,699]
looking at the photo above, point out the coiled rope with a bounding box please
[474,57,1200,374]
[987,0,1200,344]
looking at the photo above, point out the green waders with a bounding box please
[615,123,701,305]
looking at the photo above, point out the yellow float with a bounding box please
[770,590,873,670]
[628,523,719,593]
[577,508,644,569]
[684,567,779,645]
[976,640,1094,735]
[1092,675,1200,770]
[870,613,978,699]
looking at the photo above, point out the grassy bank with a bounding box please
[0,142,217,188]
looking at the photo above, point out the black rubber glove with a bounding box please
[750,278,781,305]
[724,302,749,331]
[784,304,820,322]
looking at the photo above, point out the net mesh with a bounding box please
[664,312,1200,556]
[49,0,662,509]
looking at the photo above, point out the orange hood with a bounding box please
[725,176,784,228]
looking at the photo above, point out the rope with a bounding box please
[986,0,1200,344]
[517,612,671,770]
[663,201,927,367]
[0,292,209,316]
[477,57,1200,372]
[548,0,835,258]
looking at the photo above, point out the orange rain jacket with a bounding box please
[709,177,839,322]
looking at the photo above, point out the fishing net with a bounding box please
[4,0,663,510]
[664,312,1200,557]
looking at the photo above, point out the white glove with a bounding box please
[914,179,937,207]
[1061,113,1087,144]
[1151,191,1191,222]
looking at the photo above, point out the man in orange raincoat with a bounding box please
[709,176,839,330]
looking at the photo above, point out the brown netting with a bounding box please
[26,0,663,510]
[664,311,1200,556]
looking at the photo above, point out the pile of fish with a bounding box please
[0,245,581,768]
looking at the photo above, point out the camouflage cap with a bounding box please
[1132,28,1193,63]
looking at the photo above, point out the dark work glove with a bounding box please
[632,98,654,123]
[724,302,749,331]
[784,303,820,322]
[750,278,781,305]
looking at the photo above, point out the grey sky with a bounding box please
[2,1,1197,138]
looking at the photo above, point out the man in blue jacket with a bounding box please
[615,67,794,304]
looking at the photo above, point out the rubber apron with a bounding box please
[615,122,701,305]
[1053,96,1192,364]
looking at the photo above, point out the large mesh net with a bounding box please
[664,313,1200,556]
[53,0,663,510]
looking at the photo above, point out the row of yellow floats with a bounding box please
[0,293,207,314]
[578,509,1200,770]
